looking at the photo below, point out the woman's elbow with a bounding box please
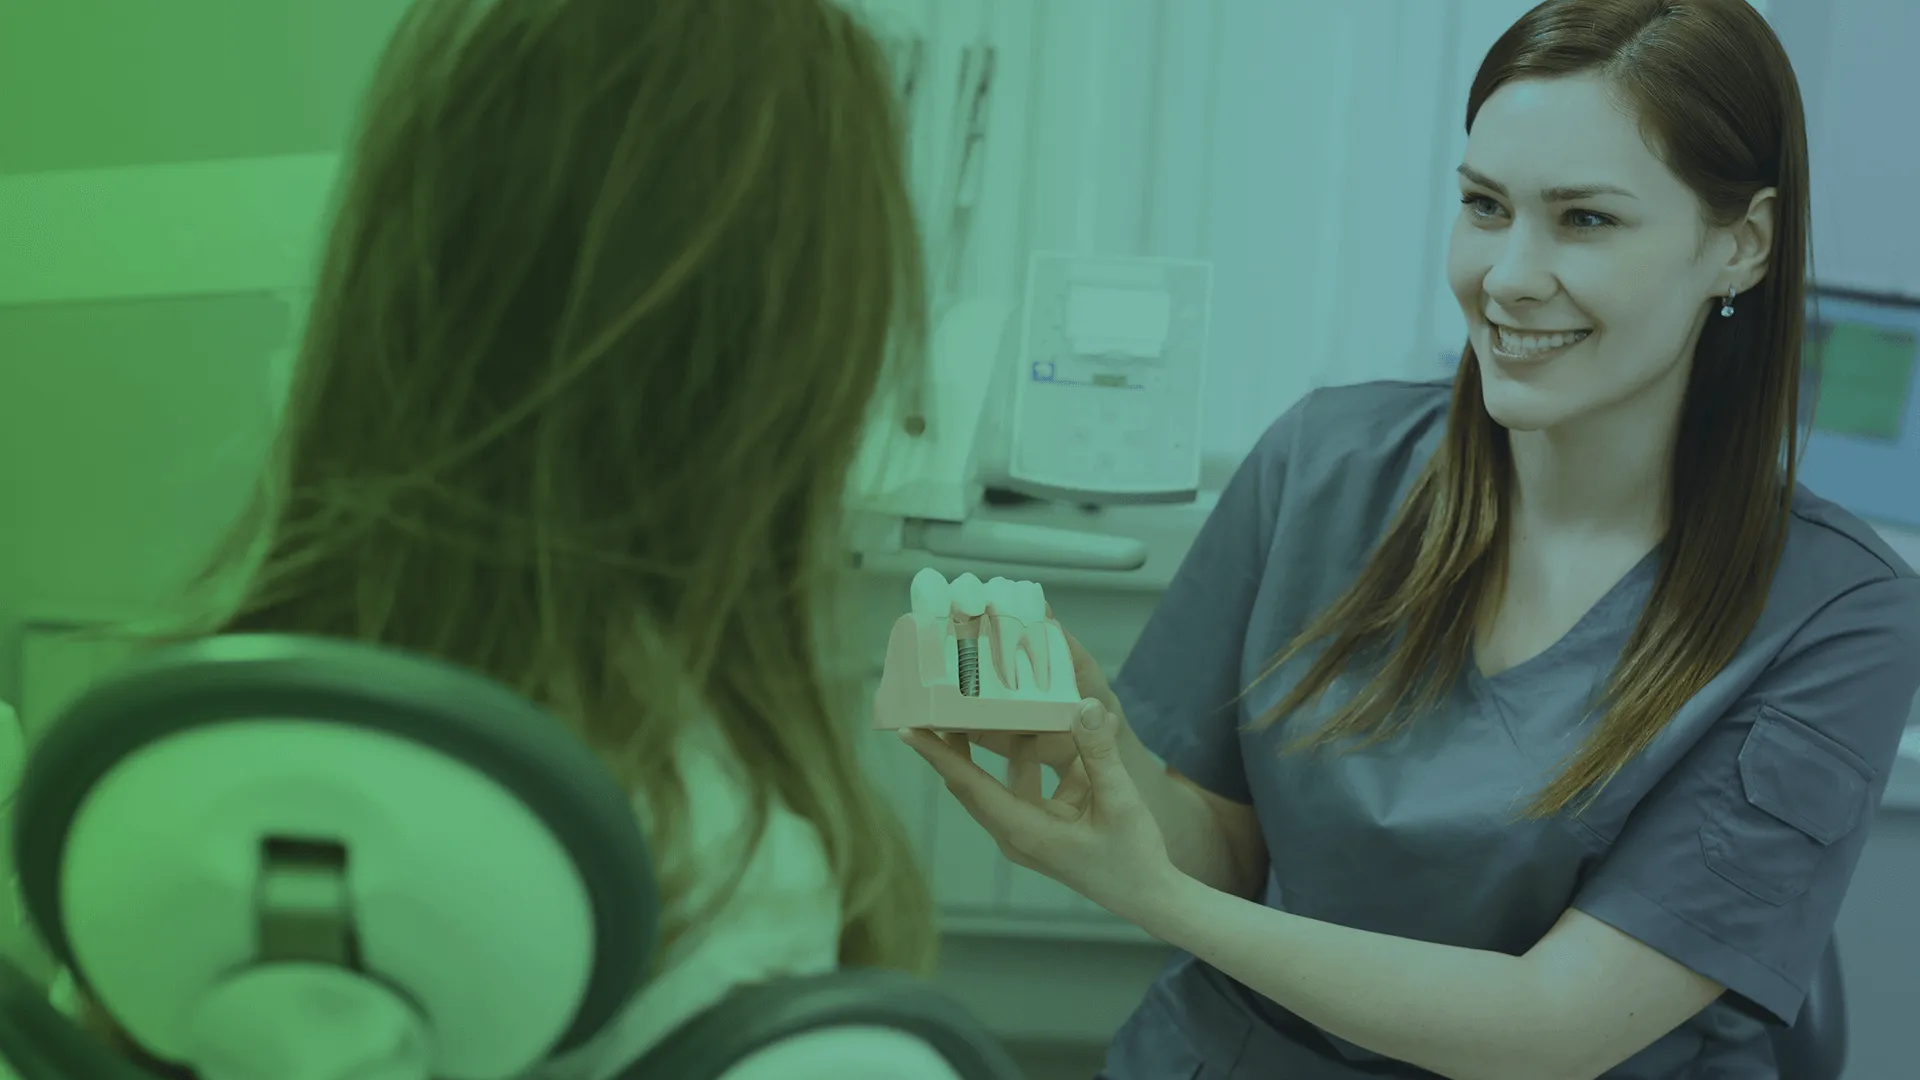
[1165,770,1267,897]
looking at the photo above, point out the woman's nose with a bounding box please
[1482,229,1558,305]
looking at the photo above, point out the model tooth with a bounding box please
[984,578,1024,693]
[1008,580,1049,693]
[1016,581,1047,624]
[1050,627,1083,700]
[1015,651,1039,698]
[910,567,951,620]
[984,577,1019,614]
[950,573,988,617]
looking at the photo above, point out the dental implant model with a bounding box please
[872,568,1085,733]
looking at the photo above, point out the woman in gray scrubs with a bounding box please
[903,1,1920,1077]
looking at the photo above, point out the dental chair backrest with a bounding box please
[0,634,1023,1080]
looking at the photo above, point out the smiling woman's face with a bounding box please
[1447,73,1737,433]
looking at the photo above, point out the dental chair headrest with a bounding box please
[6,633,658,1080]
[0,634,1024,1080]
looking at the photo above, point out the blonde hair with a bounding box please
[143,0,936,974]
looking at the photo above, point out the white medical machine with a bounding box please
[994,253,1213,505]
[848,252,1215,572]
[840,0,1216,575]
[848,265,1216,571]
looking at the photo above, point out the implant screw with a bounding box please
[957,639,981,697]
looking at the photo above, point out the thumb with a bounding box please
[1069,698,1125,787]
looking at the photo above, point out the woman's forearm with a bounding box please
[1115,724,1264,898]
[1123,876,1568,1080]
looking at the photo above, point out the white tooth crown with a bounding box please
[910,567,950,620]
[950,573,988,617]
[894,568,1079,705]
[984,576,1020,613]
[1018,581,1047,623]
[912,569,961,685]
[878,567,1085,731]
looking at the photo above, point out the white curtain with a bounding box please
[1777,0,1920,295]
[1011,0,1476,469]
[1007,0,1750,469]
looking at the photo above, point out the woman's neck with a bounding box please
[1505,385,1682,544]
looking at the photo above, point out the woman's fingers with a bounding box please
[971,731,1080,773]
[928,733,1062,807]
[1052,758,1092,809]
[969,732,1018,758]
[1005,735,1045,802]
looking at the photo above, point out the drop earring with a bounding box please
[1720,286,1737,318]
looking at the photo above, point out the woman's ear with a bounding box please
[1728,187,1778,291]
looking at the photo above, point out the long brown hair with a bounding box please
[132,0,936,973]
[1250,0,1810,817]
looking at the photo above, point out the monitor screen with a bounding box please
[1799,287,1920,527]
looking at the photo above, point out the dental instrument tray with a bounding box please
[872,569,1083,734]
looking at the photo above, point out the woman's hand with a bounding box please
[901,699,1180,923]
[963,623,1127,774]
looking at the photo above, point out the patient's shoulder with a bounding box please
[719,1026,969,1080]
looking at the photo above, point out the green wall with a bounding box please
[0,1,412,700]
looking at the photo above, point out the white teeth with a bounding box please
[949,573,987,617]
[985,577,1025,692]
[908,568,961,686]
[910,568,950,621]
[1018,581,1076,701]
[984,576,1020,614]
[1015,652,1040,698]
[1495,326,1590,355]
[1017,581,1047,623]
[904,572,1075,702]
[1036,623,1081,702]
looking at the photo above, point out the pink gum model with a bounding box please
[871,611,1083,734]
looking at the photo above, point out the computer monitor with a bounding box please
[1799,286,1920,529]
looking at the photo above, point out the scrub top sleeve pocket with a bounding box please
[1700,708,1868,905]
[1571,577,1920,1025]
[1113,404,1304,806]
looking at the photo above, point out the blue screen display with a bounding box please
[1799,289,1920,528]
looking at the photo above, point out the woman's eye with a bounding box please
[1460,194,1501,218]
[1458,195,1613,230]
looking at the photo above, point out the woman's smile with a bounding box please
[1487,323,1592,364]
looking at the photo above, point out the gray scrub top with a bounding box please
[1100,379,1920,1080]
